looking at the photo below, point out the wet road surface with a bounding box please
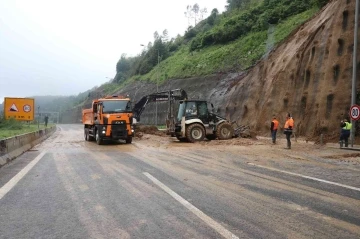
[0,124,359,238]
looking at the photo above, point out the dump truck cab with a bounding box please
[83,95,134,145]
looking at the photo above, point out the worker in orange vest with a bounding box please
[283,113,294,149]
[270,116,279,144]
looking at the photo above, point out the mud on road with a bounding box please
[134,130,360,187]
[41,124,360,187]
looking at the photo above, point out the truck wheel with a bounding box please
[216,122,234,140]
[95,129,103,145]
[186,123,205,143]
[125,137,132,144]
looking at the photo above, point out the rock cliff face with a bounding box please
[71,0,359,139]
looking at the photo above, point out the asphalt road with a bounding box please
[0,124,359,239]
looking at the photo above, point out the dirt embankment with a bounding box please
[68,0,359,142]
[225,0,360,139]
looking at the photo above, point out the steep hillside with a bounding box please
[67,0,359,141]
[224,0,359,138]
[129,0,358,137]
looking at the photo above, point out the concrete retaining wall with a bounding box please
[0,126,56,167]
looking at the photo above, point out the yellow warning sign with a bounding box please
[4,97,35,121]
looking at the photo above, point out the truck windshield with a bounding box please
[102,100,131,113]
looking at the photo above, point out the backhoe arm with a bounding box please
[133,89,187,121]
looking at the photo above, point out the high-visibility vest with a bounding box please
[284,118,294,129]
[343,122,352,130]
[272,119,279,130]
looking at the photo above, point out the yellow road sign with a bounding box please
[4,97,35,121]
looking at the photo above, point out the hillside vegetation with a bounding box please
[108,0,328,93]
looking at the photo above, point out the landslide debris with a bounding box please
[134,123,256,140]
[134,125,167,139]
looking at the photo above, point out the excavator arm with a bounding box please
[133,89,187,122]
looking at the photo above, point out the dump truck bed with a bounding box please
[82,109,94,125]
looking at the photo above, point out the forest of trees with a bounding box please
[114,30,180,83]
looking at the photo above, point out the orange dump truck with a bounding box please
[82,95,134,145]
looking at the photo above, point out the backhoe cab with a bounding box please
[174,100,234,142]
[133,89,234,142]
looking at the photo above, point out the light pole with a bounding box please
[351,0,359,147]
[156,49,160,126]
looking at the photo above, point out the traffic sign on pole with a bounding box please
[4,97,34,121]
[349,104,360,121]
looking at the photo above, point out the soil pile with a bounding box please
[134,125,167,138]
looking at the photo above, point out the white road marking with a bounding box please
[247,163,360,192]
[143,172,239,239]
[0,151,47,200]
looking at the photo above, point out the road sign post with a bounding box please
[350,0,359,147]
[38,106,40,129]
[349,104,360,147]
[350,105,360,121]
[4,97,34,121]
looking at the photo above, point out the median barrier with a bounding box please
[0,126,56,167]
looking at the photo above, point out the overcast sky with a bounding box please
[0,0,226,104]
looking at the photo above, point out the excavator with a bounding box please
[132,89,234,142]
